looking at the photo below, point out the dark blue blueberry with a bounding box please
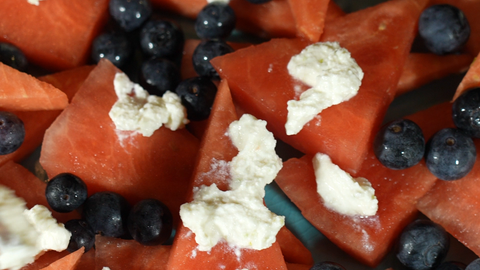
[45,173,88,213]
[0,42,28,72]
[0,112,25,155]
[109,0,152,32]
[425,128,476,181]
[437,261,467,270]
[192,39,233,80]
[466,258,480,270]
[64,219,95,252]
[140,57,181,96]
[310,261,346,270]
[246,0,272,3]
[195,3,236,39]
[175,77,217,121]
[91,32,132,68]
[373,119,425,170]
[140,19,184,59]
[83,192,131,238]
[396,219,450,270]
[418,4,470,55]
[452,87,480,138]
[127,199,173,245]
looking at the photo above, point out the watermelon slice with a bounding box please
[21,251,70,270]
[212,0,428,174]
[0,0,108,71]
[0,65,94,168]
[396,53,473,97]
[40,247,85,270]
[0,62,68,111]
[166,80,288,270]
[274,101,454,267]
[95,235,170,270]
[416,63,480,258]
[277,226,314,266]
[287,0,329,42]
[39,59,199,226]
[452,52,480,101]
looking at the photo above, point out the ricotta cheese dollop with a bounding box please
[109,72,188,137]
[0,185,71,270]
[180,114,285,252]
[285,41,364,135]
[313,153,378,217]
[27,0,44,6]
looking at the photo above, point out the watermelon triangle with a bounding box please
[40,247,85,270]
[0,62,68,111]
[21,251,70,270]
[286,0,329,42]
[167,80,287,270]
[212,0,428,174]
[397,53,473,96]
[452,52,480,101]
[275,103,452,267]
[277,226,313,266]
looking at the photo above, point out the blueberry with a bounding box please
[452,87,480,138]
[45,173,88,213]
[140,19,184,59]
[127,199,173,245]
[195,3,236,39]
[425,128,476,181]
[64,219,95,252]
[91,32,132,68]
[0,112,25,155]
[192,39,233,80]
[373,119,425,170]
[175,77,217,121]
[418,4,470,55]
[466,258,480,270]
[139,57,181,96]
[310,261,346,270]
[437,261,467,270]
[246,0,272,3]
[83,192,131,238]
[0,42,28,72]
[396,219,450,270]
[109,0,152,32]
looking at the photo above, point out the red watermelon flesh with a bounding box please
[325,1,345,22]
[167,80,287,269]
[287,0,329,42]
[40,247,84,270]
[452,52,480,101]
[212,0,427,174]
[277,226,314,266]
[396,53,473,97]
[0,65,94,169]
[0,62,68,111]
[21,251,70,270]
[74,249,95,270]
[274,102,454,267]
[0,0,109,71]
[95,235,170,270]
[39,59,199,226]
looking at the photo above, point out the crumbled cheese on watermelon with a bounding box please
[27,0,44,6]
[0,185,70,270]
[286,41,364,135]
[313,153,378,217]
[180,114,284,252]
[109,72,189,137]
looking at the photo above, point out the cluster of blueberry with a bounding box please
[45,173,173,252]
[374,4,475,181]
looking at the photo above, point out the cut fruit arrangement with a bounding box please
[0,0,480,270]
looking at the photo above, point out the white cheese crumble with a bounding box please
[109,72,188,137]
[207,0,230,3]
[0,185,71,270]
[27,0,44,6]
[285,41,364,135]
[313,153,378,217]
[180,114,284,252]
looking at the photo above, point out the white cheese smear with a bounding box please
[109,72,188,137]
[0,185,71,270]
[27,0,44,5]
[180,114,284,252]
[313,153,378,217]
[286,41,364,135]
